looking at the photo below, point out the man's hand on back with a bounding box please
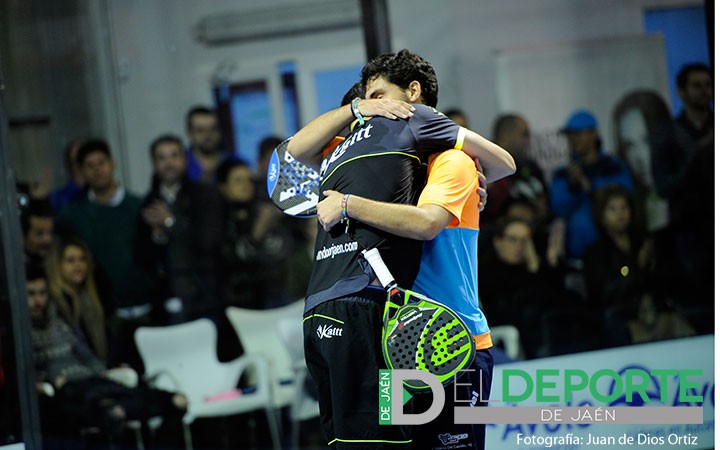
[317,190,345,231]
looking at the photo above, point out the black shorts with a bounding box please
[303,291,412,449]
[411,349,494,450]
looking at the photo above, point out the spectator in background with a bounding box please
[673,63,713,146]
[583,184,654,346]
[55,138,154,369]
[217,158,266,309]
[217,157,303,309]
[185,106,231,183]
[612,89,671,232]
[256,134,308,306]
[659,138,713,332]
[26,265,187,447]
[549,110,634,262]
[45,236,108,362]
[485,114,550,227]
[501,197,566,274]
[21,198,55,266]
[286,217,317,301]
[136,134,227,324]
[649,65,714,320]
[49,138,86,212]
[444,107,469,128]
[255,135,283,196]
[478,216,566,359]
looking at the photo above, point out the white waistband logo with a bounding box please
[317,324,344,339]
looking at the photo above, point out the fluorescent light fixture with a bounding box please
[195,1,361,45]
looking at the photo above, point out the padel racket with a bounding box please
[266,138,321,217]
[361,248,476,392]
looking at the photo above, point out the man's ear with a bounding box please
[407,80,423,103]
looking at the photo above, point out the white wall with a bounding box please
[104,0,365,192]
[102,0,702,193]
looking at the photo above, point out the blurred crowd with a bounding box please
[474,63,712,359]
[10,63,713,446]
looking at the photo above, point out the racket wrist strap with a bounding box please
[351,97,365,126]
[341,194,350,219]
[361,248,396,290]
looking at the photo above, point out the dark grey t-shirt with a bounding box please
[305,105,462,311]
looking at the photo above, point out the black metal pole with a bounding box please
[360,0,392,61]
[0,51,43,450]
[704,0,714,69]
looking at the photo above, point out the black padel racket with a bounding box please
[266,138,321,217]
[361,248,476,392]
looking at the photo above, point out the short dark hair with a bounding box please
[341,82,365,107]
[258,135,283,162]
[20,198,54,235]
[216,158,251,184]
[492,114,523,142]
[149,134,184,159]
[444,108,465,118]
[676,63,712,90]
[186,106,216,131]
[361,49,439,107]
[25,262,46,283]
[76,139,112,166]
[493,215,532,240]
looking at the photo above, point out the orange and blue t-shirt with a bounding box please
[411,149,493,350]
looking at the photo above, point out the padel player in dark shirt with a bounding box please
[302,105,470,448]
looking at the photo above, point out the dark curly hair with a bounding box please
[591,184,637,234]
[361,49,438,107]
[341,82,365,107]
[76,138,112,166]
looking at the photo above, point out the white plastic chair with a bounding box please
[226,300,321,450]
[490,325,523,360]
[134,318,281,450]
[276,314,320,450]
[225,300,305,411]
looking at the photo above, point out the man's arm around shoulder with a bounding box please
[317,191,451,241]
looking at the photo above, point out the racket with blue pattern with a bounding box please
[266,138,321,218]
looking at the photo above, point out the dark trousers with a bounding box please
[49,376,185,447]
[411,349,494,450]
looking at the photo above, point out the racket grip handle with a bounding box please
[361,248,396,289]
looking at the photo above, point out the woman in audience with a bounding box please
[583,184,654,346]
[217,158,301,309]
[583,184,654,305]
[216,159,267,309]
[478,216,563,358]
[45,236,109,362]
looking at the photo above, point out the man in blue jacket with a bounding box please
[550,110,634,261]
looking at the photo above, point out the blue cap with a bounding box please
[562,110,597,133]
